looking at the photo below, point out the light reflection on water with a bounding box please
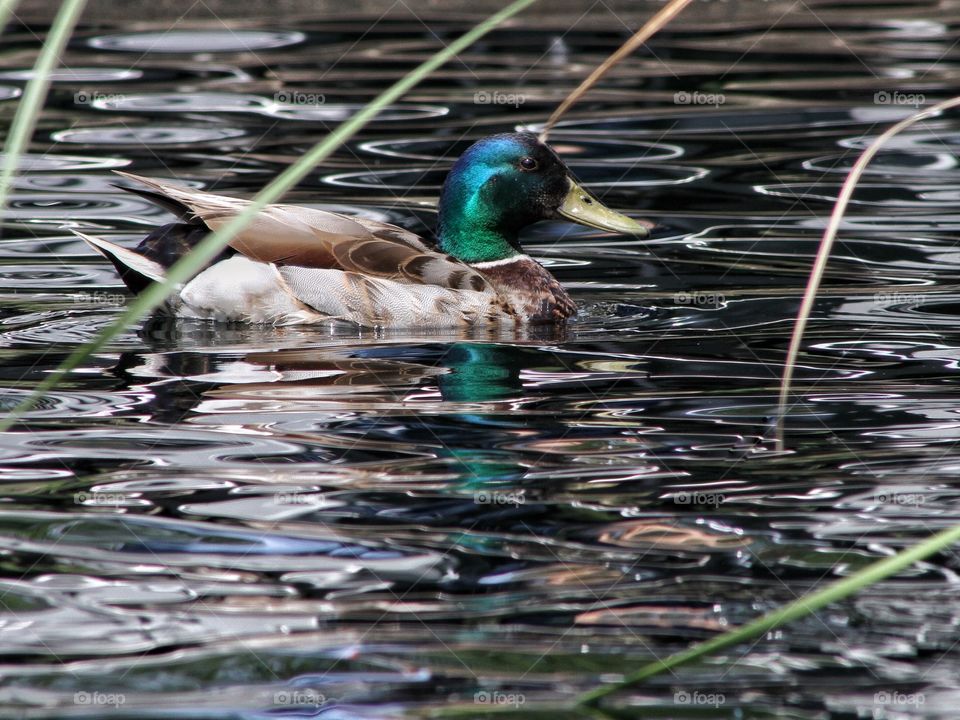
[1,2,960,718]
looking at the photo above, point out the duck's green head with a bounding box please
[436,132,652,264]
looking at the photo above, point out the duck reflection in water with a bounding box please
[114,334,548,512]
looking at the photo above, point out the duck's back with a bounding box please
[83,173,517,328]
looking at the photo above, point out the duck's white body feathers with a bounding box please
[77,173,520,328]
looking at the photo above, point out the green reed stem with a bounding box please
[0,0,20,36]
[0,0,86,210]
[0,0,537,429]
[577,522,960,706]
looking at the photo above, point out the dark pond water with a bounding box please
[1,1,960,717]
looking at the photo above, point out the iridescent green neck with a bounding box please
[436,159,523,263]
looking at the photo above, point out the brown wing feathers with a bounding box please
[113,171,488,293]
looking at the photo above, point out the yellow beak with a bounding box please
[556,177,653,237]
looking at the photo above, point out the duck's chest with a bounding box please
[471,255,577,322]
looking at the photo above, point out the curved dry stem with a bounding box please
[776,96,960,449]
[539,0,693,142]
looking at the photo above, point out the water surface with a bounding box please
[1,2,959,717]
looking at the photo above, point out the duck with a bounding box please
[77,132,653,328]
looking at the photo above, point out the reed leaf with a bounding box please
[776,96,960,448]
[0,0,85,210]
[0,0,537,429]
[0,0,20,36]
[575,97,960,706]
[539,0,693,141]
[577,520,960,706]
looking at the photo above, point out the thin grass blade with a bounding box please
[776,96,960,448]
[0,0,20,36]
[0,0,537,430]
[539,0,693,142]
[577,520,960,706]
[0,0,86,210]
[576,96,960,708]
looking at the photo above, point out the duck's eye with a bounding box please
[519,156,539,171]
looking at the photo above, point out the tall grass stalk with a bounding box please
[776,96,960,448]
[0,0,20,36]
[0,0,537,429]
[0,0,86,211]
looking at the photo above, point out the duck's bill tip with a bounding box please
[557,179,653,237]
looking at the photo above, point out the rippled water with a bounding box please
[1,2,960,717]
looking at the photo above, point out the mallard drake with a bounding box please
[78,132,652,328]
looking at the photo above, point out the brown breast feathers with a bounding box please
[474,257,577,323]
